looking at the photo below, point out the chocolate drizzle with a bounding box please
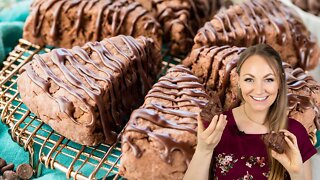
[184,45,245,111]
[142,0,219,54]
[285,63,319,90]
[122,65,209,166]
[26,0,161,48]
[20,35,159,144]
[287,93,320,130]
[194,0,319,70]
[284,62,320,130]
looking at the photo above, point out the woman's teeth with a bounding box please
[251,96,268,101]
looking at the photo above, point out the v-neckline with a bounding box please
[228,109,268,136]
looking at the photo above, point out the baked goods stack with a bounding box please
[14,0,319,179]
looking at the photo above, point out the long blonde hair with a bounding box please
[236,44,288,180]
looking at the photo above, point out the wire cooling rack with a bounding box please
[0,39,182,180]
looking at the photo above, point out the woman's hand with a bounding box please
[196,114,227,153]
[271,129,304,179]
[183,114,227,180]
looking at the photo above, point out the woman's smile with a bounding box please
[250,95,268,101]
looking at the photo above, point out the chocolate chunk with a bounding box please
[16,164,33,180]
[200,100,215,123]
[261,132,288,154]
[0,158,6,169]
[0,163,14,174]
[3,171,18,180]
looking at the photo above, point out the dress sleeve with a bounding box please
[288,118,317,163]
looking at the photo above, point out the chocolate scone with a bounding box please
[23,0,162,49]
[261,132,288,154]
[136,0,229,55]
[284,63,320,137]
[183,46,320,143]
[183,45,246,114]
[193,0,320,70]
[291,0,320,16]
[17,35,162,146]
[120,65,210,180]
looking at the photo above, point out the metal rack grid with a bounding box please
[0,39,182,180]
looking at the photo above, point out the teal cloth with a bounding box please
[0,1,65,179]
[316,131,320,149]
[0,122,66,179]
[0,0,30,63]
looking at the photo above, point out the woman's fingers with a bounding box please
[201,115,219,138]
[215,115,227,133]
[197,114,205,133]
[280,129,298,148]
[271,150,287,164]
[205,115,227,144]
[284,136,296,150]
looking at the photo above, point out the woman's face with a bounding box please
[238,55,279,112]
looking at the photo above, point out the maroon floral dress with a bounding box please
[208,110,317,180]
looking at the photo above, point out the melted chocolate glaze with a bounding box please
[148,0,219,54]
[195,0,319,70]
[20,35,159,144]
[28,0,160,47]
[284,62,319,90]
[123,65,209,166]
[185,45,245,109]
[288,93,320,130]
[284,62,320,130]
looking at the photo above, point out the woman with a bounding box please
[184,44,317,180]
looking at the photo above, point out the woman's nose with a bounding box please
[254,81,264,94]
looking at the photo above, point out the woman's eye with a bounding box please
[266,78,274,82]
[244,78,253,82]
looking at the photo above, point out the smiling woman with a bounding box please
[238,55,280,120]
[235,45,288,132]
[184,44,317,180]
